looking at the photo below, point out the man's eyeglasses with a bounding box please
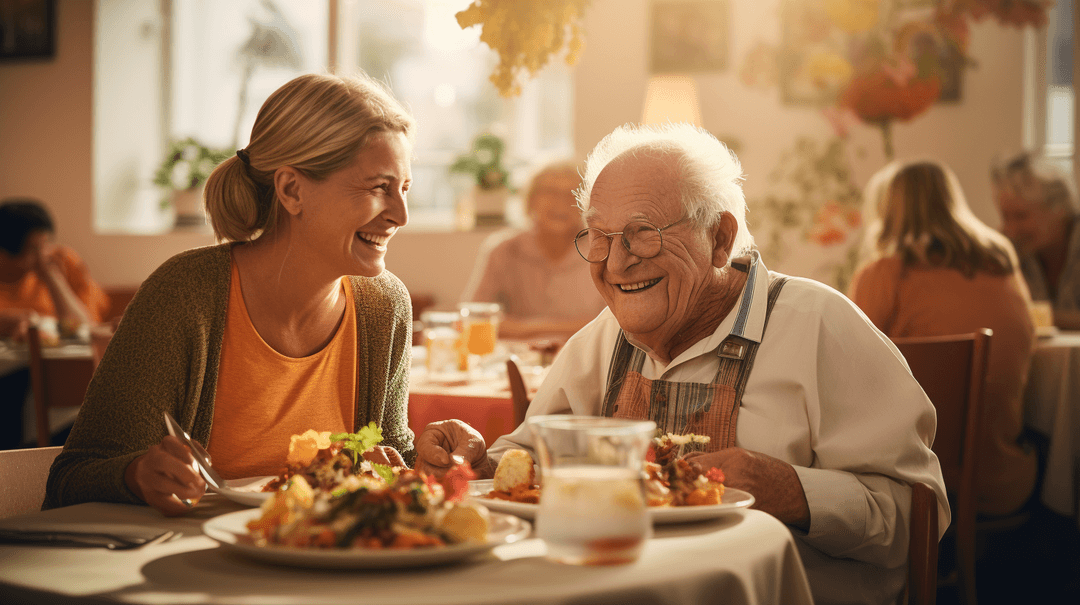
[574,217,688,263]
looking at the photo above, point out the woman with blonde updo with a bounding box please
[46,72,417,516]
[849,159,1037,516]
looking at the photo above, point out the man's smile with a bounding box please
[617,277,662,292]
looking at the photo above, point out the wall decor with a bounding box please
[0,0,56,61]
[650,0,729,74]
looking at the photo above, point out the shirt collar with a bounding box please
[624,251,771,367]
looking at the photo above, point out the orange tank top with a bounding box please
[207,261,357,479]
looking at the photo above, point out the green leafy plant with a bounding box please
[449,133,512,190]
[154,137,231,192]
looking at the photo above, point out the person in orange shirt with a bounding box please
[45,73,417,516]
[0,199,110,340]
[849,160,1037,516]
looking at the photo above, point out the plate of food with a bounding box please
[470,437,755,524]
[203,472,530,569]
[211,425,400,508]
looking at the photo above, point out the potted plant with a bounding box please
[449,133,513,228]
[154,137,230,228]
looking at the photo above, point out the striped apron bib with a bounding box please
[600,266,789,453]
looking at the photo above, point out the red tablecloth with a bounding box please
[408,378,518,445]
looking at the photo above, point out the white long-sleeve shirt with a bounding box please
[490,259,950,605]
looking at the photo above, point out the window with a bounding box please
[1044,0,1073,159]
[93,0,573,234]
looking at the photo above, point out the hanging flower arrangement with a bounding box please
[743,0,1052,159]
[456,0,590,97]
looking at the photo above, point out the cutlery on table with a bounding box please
[163,411,223,490]
[0,528,177,550]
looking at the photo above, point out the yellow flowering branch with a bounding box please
[456,0,589,97]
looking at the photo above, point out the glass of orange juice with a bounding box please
[458,302,501,371]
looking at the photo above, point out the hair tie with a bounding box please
[236,149,251,165]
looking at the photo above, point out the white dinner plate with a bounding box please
[468,480,754,524]
[202,508,530,569]
[212,476,277,507]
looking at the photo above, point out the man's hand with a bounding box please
[124,435,207,517]
[684,447,811,531]
[362,445,407,468]
[414,420,493,478]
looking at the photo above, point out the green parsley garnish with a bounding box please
[330,422,384,465]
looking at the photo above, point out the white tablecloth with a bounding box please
[0,497,812,605]
[1025,331,1080,519]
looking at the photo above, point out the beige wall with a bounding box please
[0,0,1028,306]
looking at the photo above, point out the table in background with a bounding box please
[0,498,813,605]
[408,344,545,445]
[409,373,519,445]
[0,340,94,446]
[1024,330,1080,522]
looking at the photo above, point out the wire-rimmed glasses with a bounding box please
[574,217,687,263]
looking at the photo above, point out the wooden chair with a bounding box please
[0,446,62,518]
[506,358,531,427]
[27,325,96,447]
[908,481,941,605]
[892,329,991,605]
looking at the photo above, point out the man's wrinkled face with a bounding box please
[586,154,717,341]
[995,184,1058,255]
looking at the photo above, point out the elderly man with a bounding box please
[417,124,948,605]
[992,152,1080,329]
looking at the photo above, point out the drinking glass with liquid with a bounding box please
[529,415,656,565]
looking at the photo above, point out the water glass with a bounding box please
[529,415,656,565]
[421,311,464,375]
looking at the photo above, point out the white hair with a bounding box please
[574,123,754,257]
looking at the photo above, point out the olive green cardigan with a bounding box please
[44,243,414,509]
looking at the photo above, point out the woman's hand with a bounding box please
[414,420,493,478]
[362,445,407,468]
[124,435,207,517]
[684,447,811,531]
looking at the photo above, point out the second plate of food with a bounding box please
[467,480,754,524]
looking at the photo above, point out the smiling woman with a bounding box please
[45,72,419,517]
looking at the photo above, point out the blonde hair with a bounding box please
[204,72,415,242]
[576,123,754,258]
[525,160,581,215]
[863,160,1017,277]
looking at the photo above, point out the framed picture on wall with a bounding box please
[0,0,56,61]
[650,0,729,74]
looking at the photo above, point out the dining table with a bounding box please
[407,345,546,445]
[0,494,814,605]
[1024,330,1080,524]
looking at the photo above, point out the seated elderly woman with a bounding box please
[45,72,416,516]
[417,123,949,605]
[460,161,606,341]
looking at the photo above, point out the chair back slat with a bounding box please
[506,358,531,428]
[28,325,96,447]
[908,481,940,605]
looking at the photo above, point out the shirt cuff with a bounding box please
[792,465,869,554]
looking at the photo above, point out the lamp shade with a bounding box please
[642,75,703,127]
